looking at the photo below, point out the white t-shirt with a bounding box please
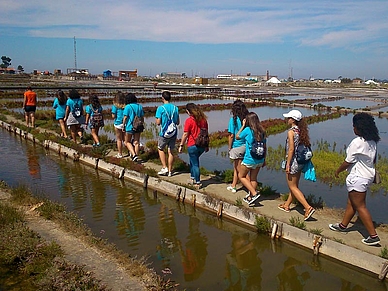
[345,136,376,179]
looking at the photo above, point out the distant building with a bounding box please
[160,72,186,78]
[0,67,15,74]
[194,77,208,85]
[103,70,112,78]
[119,70,138,79]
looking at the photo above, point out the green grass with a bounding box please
[289,216,306,230]
[255,216,271,234]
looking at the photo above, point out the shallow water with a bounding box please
[0,128,387,290]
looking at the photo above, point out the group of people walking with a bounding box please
[36,87,382,246]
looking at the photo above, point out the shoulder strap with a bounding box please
[162,105,173,120]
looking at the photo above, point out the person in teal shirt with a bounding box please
[123,93,144,161]
[52,90,68,138]
[227,100,249,193]
[236,112,266,206]
[111,92,126,158]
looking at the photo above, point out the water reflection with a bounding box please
[26,145,41,179]
[1,127,388,290]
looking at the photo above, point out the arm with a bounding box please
[178,132,189,153]
[235,118,246,140]
[286,130,295,173]
[228,134,234,151]
[122,115,127,132]
[64,106,70,122]
[335,161,352,178]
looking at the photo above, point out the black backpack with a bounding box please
[250,133,266,160]
[195,128,209,148]
[72,100,83,117]
[295,144,313,164]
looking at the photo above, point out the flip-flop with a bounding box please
[304,207,315,221]
[278,204,290,213]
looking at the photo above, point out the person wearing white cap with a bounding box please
[278,109,315,221]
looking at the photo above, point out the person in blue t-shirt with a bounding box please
[227,100,249,194]
[236,112,266,206]
[52,90,68,138]
[123,93,144,162]
[64,89,85,143]
[112,92,126,158]
[155,91,180,176]
[85,95,104,147]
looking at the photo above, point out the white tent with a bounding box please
[365,79,379,85]
[266,77,281,84]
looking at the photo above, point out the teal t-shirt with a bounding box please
[123,103,144,132]
[239,127,266,165]
[155,103,179,137]
[228,117,245,148]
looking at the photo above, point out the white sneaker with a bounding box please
[158,167,168,175]
[115,153,123,158]
[226,185,237,193]
[168,172,173,177]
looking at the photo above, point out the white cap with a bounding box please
[283,109,302,121]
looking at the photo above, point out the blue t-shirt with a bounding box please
[239,127,266,165]
[66,98,83,114]
[123,103,144,132]
[53,98,66,120]
[228,117,245,148]
[112,105,124,126]
[86,104,103,116]
[155,103,179,137]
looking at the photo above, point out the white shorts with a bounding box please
[346,173,373,193]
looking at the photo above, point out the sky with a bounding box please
[1,0,387,80]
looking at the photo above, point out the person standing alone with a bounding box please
[23,86,37,128]
[155,91,180,176]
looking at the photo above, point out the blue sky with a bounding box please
[1,0,387,80]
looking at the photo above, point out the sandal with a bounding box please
[304,207,315,221]
[278,204,290,213]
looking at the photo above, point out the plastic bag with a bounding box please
[303,160,316,182]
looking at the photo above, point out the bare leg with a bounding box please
[133,132,141,155]
[158,148,167,169]
[249,167,260,192]
[91,127,100,144]
[344,191,377,236]
[58,119,68,138]
[30,112,35,127]
[286,172,311,211]
[125,133,136,157]
[25,112,29,127]
[167,148,174,173]
[115,128,123,155]
[238,165,256,195]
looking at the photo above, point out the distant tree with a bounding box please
[341,78,352,84]
[0,56,11,69]
[17,65,24,73]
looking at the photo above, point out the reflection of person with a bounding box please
[52,90,68,138]
[329,113,380,246]
[23,86,37,128]
[155,91,180,177]
[27,146,40,178]
[277,257,310,291]
[236,112,266,206]
[123,93,144,161]
[178,103,208,189]
[178,217,208,282]
[112,92,126,158]
[225,233,262,290]
[278,110,315,221]
[85,95,104,147]
[227,100,249,193]
[64,89,85,143]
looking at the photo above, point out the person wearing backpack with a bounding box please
[85,95,104,147]
[111,92,126,158]
[52,90,68,138]
[178,103,208,189]
[227,100,250,194]
[155,91,180,176]
[123,93,144,162]
[278,109,315,221]
[235,112,266,206]
[64,89,85,143]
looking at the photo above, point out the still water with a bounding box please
[0,128,387,290]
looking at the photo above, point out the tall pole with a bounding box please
[74,36,77,70]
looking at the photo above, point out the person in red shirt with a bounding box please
[178,103,209,189]
[23,86,37,127]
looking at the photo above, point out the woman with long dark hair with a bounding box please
[85,94,104,147]
[227,100,250,193]
[53,90,68,138]
[236,112,266,206]
[112,92,126,158]
[64,89,85,143]
[178,103,208,189]
[329,113,381,246]
[278,110,315,220]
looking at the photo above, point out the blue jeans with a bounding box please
[188,145,205,183]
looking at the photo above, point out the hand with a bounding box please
[242,118,246,126]
[178,145,183,153]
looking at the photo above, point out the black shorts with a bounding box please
[24,105,36,113]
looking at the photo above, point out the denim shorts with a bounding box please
[242,161,263,170]
[158,135,177,150]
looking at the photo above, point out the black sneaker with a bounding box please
[361,236,380,246]
[329,223,347,232]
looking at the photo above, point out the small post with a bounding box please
[192,194,196,207]
[143,174,149,188]
[176,187,182,201]
[378,261,388,281]
[153,189,157,199]
[217,201,223,217]
[271,222,278,239]
[312,235,322,255]
[95,158,99,169]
